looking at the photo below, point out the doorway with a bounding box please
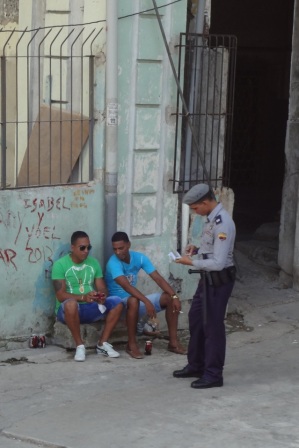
[210,0,294,238]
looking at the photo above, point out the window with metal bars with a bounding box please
[172,33,237,193]
[0,26,102,189]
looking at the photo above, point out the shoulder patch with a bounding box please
[218,232,227,241]
[215,214,222,225]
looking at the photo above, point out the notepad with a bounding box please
[168,251,182,261]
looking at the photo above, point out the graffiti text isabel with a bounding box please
[23,197,71,213]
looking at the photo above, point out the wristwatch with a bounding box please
[170,294,180,300]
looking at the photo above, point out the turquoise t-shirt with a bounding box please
[105,251,155,299]
[52,254,102,313]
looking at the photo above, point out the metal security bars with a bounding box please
[173,33,237,192]
[0,25,102,189]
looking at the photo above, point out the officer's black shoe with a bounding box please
[173,365,202,378]
[191,378,223,389]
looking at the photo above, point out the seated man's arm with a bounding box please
[94,278,109,299]
[53,279,95,303]
[149,270,176,295]
[149,270,181,312]
[114,275,156,318]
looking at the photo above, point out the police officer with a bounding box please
[173,183,236,389]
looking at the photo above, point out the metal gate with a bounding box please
[0,25,103,190]
[173,33,237,192]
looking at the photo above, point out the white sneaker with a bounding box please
[96,342,120,358]
[74,344,86,362]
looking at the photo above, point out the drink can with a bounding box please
[144,340,152,355]
[29,334,39,348]
[38,334,46,348]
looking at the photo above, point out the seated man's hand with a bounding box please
[92,291,106,304]
[172,297,181,313]
[145,300,156,319]
[85,291,105,304]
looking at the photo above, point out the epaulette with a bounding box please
[215,214,222,225]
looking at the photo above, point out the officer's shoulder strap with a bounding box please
[215,214,222,225]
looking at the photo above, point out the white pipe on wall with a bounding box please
[181,1,206,253]
[181,203,190,253]
[104,0,118,261]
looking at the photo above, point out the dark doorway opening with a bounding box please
[210,0,294,239]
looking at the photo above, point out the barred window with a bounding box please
[0,25,103,189]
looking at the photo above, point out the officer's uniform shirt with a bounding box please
[191,203,235,272]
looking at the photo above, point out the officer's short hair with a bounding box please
[183,183,215,205]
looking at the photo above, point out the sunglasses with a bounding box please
[79,245,92,251]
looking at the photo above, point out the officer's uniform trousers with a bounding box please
[187,277,235,382]
[187,202,236,382]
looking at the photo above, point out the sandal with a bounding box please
[126,344,144,359]
[167,343,187,355]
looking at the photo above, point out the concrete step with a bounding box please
[52,319,128,349]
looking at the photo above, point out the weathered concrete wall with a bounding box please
[117,0,187,292]
[0,183,105,343]
[0,1,203,345]
[0,0,108,346]
[0,0,18,23]
[116,1,234,325]
[278,0,299,288]
[0,3,20,187]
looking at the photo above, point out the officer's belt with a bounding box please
[205,266,236,287]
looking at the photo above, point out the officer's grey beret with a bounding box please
[183,183,210,205]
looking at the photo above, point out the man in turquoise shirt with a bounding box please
[105,231,186,359]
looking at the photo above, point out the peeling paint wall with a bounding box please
[0,0,237,342]
[0,0,18,23]
[117,0,187,295]
[0,184,105,341]
[0,0,211,342]
[116,2,236,328]
[0,0,106,343]
[116,2,235,323]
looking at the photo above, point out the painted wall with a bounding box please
[0,0,18,23]
[0,0,190,343]
[116,1,234,324]
[0,183,105,344]
[117,0,187,294]
[0,0,107,345]
[1,0,236,343]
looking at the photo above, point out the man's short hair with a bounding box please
[112,231,130,243]
[71,231,89,244]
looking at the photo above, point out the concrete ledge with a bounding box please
[52,319,128,349]
[51,308,189,349]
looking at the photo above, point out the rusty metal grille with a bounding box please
[173,33,237,192]
[0,25,102,189]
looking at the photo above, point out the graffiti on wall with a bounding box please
[0,189,94,271]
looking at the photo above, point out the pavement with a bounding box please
[1,248,299,448]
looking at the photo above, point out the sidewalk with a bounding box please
[1,249,299,448]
